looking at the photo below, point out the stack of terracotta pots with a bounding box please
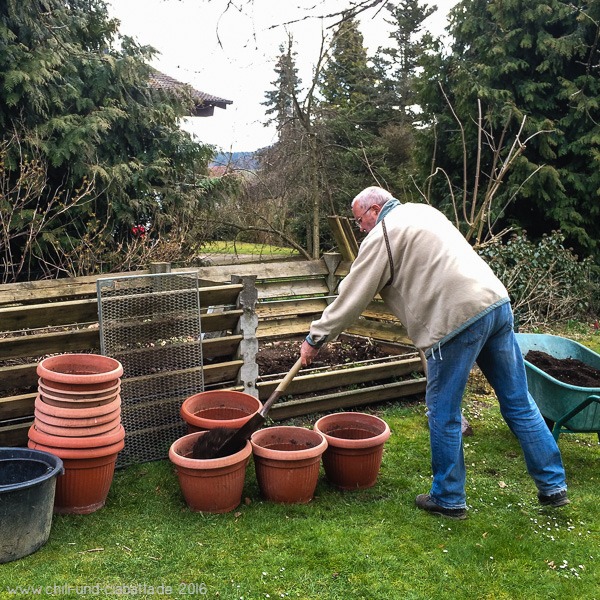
[27,353,125,514]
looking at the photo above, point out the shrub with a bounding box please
[478,231,597,328]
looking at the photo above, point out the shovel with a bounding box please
[191,357,303,459]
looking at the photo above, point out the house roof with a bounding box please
[149,70,232,117]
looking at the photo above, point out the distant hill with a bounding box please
[211,151,259,170]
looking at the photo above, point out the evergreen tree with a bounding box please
[0,0,214,278]
[417,0,600,261]
[317,15,388,211]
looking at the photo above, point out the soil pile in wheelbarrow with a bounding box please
[525,350,600,387]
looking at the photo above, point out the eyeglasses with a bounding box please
[354,205,374,226]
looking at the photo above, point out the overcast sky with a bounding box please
[107,0,458,152]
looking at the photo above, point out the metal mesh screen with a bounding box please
[97,272,204,467]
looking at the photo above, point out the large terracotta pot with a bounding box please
[250,426,327,504]
[180,390,262,433]
[169,431,252,513]
[37,354,123,386]
[27,437,125,515]
[313,412,391,490]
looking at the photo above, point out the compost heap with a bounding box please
[256,337,395,375]
[525,350,600,387]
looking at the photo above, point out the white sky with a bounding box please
[107,0,458,152]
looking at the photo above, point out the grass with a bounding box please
[2,334,599,599]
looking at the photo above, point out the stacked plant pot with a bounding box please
[27,354,125,514]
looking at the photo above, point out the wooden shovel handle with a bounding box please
[262,357,303,414]
[275,357,303,392]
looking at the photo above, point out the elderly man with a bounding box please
[301,186,568,519]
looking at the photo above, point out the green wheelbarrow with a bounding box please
[515,333,600,441]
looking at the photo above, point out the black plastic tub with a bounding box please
[0,448,63,563]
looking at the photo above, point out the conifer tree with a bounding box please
[417,0,600,261]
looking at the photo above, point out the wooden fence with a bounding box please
[0,254,426,449]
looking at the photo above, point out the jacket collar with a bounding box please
[376,198,401,224]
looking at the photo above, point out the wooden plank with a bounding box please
[0,328,101,360]
[269,378,426,420]
[0,310,242,361]
[257,279,329,300]
[201,335,242,359]
[0,284,243,332]
[256,356,423,400]
[256,298,328,319]
[1,299,99,331]
[0,363,37,392]
[257,316,314,339]
[328,216,358,262]
[0,394,35,420]
[0,421,33,447]
[0,334,242,392]
[346,320,413,345]
[185,259,329,284]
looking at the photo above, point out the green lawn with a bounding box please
[202,241,299,257]
[2,332,599,599]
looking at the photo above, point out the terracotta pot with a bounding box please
[34,406,121,428]
[169,431,252,513]
[250,426,327,504]
[35,395,121,420]
[38,378,120,398]
[180,390,262,433]
[39,389,120,409]
[27,438,125,514]
[313,412,391,490]
[37,354,123,385]
[28,424,125,449]
[39,376,120,393]
[34,418,121,438]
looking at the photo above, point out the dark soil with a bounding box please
[525,350,600,387]
[256,336,398,376]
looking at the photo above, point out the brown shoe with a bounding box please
[415,494,467,520]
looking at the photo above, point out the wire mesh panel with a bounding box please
[97,272,204,467]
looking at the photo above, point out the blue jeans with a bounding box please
[425,302,567,509]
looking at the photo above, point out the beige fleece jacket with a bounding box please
[309,203,509,353]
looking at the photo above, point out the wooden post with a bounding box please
[232,275,259,398]
[323,252,342,305]
[149,262,171,274]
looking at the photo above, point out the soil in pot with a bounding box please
[525,350,600,387]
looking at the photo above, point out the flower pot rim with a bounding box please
[35,395,121,419]
[39,388,119,407]
[250,426,327,461]
[38,377,121,397]
[180,390,262,429]
[314,412,391,449]
[37,353,123,384]
[169,431,252,469]
[34,406,121,428]
[34,418,121,438]
[28,439,124,460]
[28,424,125,449]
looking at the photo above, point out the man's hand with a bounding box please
[300,339,321,367]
